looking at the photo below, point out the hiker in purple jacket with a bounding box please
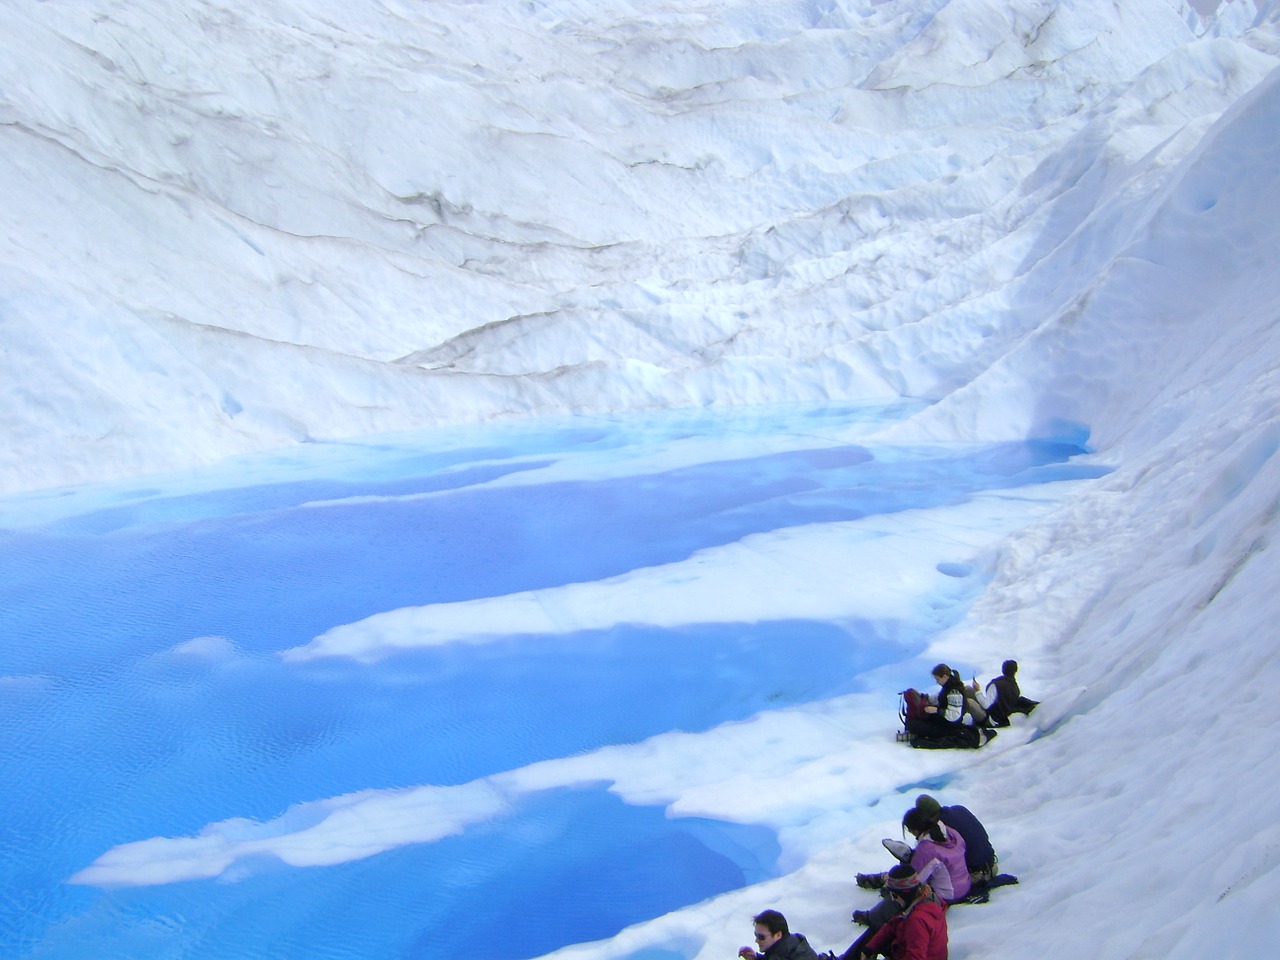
[913,794,997,878]
[901,806,970,901]
[851,804,972,936]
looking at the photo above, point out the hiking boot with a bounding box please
[856,872,885,890]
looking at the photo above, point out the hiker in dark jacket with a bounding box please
[905,664,976,745]
[738,910,821,960]
[914,794,996,878]
[978,660,1039,727]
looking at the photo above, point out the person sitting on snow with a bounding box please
[856,806,970,901]
[848,865,948,960]
[905,664,992,747]
[976,659,1039,727]
[738,910,821,960]
[913,794,997,880]
[850,803,970,942]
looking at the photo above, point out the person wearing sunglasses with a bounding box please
[737,909,822,960]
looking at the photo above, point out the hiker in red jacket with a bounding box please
[856,865,948,960]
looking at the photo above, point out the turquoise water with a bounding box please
[0,404,1105,959]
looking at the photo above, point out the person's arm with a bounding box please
[863,917,897,958]
[975,680,995,709]
[911,856,944,887]
[892,911,937,960]
[991,678,1011,707]
[910,844,955,899]
[908,841,934,873]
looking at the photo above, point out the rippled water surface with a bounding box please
[0,404,1105,959]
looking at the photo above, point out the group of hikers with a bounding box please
[901,659,1038,750]
[736,660,1038,960]
[738,795,1016,960]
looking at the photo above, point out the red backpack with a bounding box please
[898,688,926,740]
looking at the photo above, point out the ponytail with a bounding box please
[902,807,946,842]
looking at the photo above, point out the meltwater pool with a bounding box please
[0,403,1105,960]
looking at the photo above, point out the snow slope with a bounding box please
[4,0,1280,958]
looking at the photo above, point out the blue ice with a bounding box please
[0,404,1107,960]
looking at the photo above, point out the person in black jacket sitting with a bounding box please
[977,660,1039,727]
[906,664,982,746]
[738,910,821,960]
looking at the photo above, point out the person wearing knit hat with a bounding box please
[913,794,997,879]
[835,866,922,960]
[882,864,921,894]
[853,865,948,960]
[851,808,963,940]
[914,795,942,819]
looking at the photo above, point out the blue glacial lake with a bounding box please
[0,404,1106,959]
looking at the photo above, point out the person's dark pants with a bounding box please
[906,714,959,740]
[862,896,903,929]
[842,891,905,959]
[837,928,874,960]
